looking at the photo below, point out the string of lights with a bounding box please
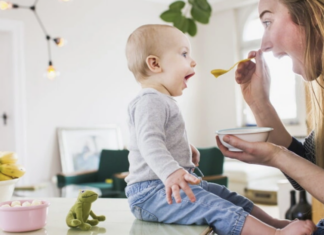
[0,0,69,80]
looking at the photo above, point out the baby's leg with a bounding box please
[241,215,278,235]
[200,180,253,212]
[201,181,290,228]
[250,205,290,229]
[130,183,254,235]
[241,216,316,235]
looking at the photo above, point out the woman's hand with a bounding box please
[217,135,324,204]
[235,50,292,147]
[236,50,271,107]
[216,135,284,167]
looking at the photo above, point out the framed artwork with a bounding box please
[58,126,123,173]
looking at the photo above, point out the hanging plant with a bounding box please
[160,0,212,37]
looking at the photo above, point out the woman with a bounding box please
[217,0,324,205]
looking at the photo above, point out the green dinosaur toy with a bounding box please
[66,190,106,231]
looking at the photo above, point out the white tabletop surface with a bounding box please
[0,198,214,235]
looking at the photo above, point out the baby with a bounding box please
[124,24,316,235]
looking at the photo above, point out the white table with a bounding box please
[0,198,213,235]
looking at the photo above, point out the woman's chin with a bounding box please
[292,66,308,80]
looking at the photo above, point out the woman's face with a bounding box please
[259,0,308,80]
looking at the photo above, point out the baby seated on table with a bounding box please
[123,24,315,235]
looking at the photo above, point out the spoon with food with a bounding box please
[211,57,254,78]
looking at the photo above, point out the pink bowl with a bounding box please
[0,200,50,232]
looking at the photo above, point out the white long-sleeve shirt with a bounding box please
[125,88,195,185]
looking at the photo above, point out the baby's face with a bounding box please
[158,28,196,96]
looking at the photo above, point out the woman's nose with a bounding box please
[261,33,273,52]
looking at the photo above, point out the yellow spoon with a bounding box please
[211,57,254,78]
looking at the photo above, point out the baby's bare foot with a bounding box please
[279,220,316,235]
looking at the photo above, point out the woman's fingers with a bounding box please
[248,51,256,59]
[254,50,270,79]
[222,135,256,155]
[216,135,261,164]
[217,135,282,166]
[244,64,256,82]
[236,60,256,84]
[216,136,243,159]
[254,50,263,74]
[236,50,263,84]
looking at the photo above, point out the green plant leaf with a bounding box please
[174,15,189,33]
[187,18,197,36]
[169,1,186,10]
[189,0,212,13]
[191,5,210,24]
[160,9,182,23]
[196,0,212,13]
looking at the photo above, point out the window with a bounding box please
[238,7,306,133]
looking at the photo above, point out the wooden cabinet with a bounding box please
[312,197,324,223]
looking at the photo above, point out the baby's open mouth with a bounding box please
[185,72,195,80]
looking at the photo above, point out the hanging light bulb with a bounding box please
[3,0,67,81]
[53,37,67,47]
[0,1,13,10]
[46,62,59,80]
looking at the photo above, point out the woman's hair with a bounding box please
[280,0,324,167]
[125,24,175,81]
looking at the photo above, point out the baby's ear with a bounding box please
[146,55,162,73]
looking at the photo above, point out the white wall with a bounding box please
[0,0,253,184]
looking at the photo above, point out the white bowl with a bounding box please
[0,178,19,203]
[216,127,273,151]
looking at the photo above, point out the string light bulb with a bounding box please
[3,0,69,80]
[0,1,13,10]
[46,62,59,80]
[53,37,67,47]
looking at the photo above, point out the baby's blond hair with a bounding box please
[126,24,176,81]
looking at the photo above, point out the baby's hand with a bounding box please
[164,169,200,204]
[278,219,316,235]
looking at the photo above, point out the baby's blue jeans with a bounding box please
[125,174,254,235]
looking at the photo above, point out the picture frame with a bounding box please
[57,125,124,173]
